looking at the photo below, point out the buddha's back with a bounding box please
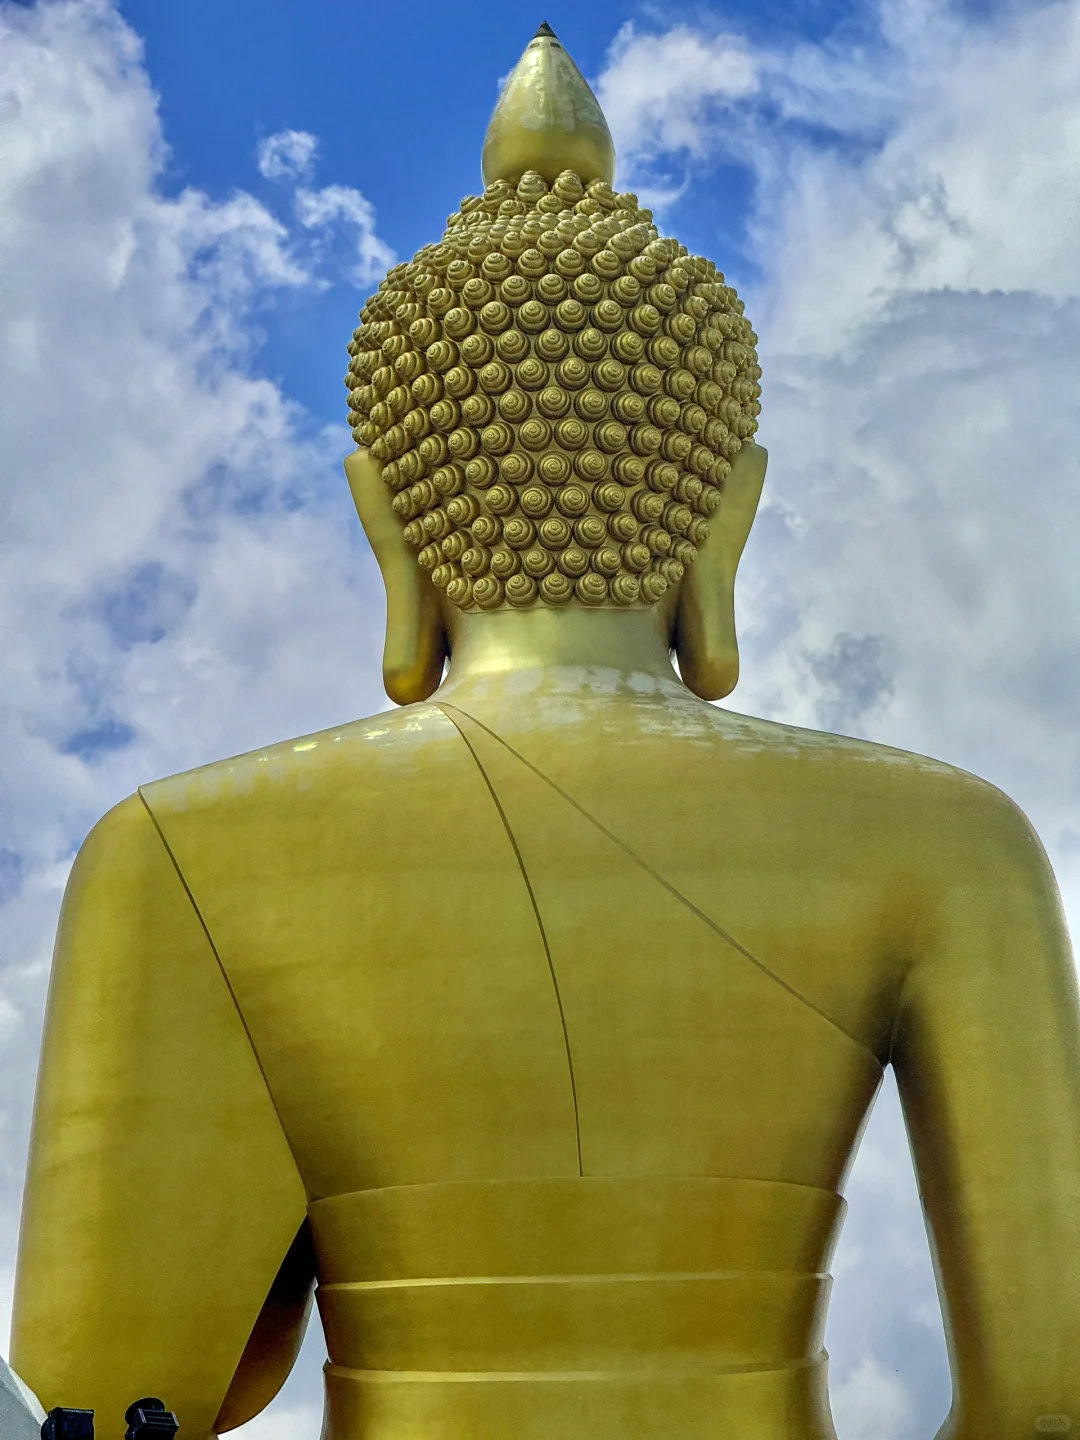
[16,661,1080,1439]
[135,673,950,1439]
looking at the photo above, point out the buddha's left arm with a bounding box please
[10,795,310,1439]
[893,778,1080,1439]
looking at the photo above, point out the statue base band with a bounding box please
[11,23,1080,1440]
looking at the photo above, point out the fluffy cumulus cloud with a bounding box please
[596,23,759,161]
[256,127,320,182]
[5,0,1080,1436]
[258,127,395,285]
[0,2,389,1430]
[600,1,1080,1436]
[293,181,396,286]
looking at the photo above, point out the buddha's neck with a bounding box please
[436,605,681,695]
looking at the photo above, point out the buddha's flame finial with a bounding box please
[482,23,616,188]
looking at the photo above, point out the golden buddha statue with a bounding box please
[12,23,1080,1440]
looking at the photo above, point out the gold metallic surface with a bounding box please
[13,25,1080,1440]
[482,25,615,188]
[10,797,308,1436]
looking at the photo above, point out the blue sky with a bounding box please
[3,1,1080,1436]
[111,0,831,417]
[105,0,1012,421]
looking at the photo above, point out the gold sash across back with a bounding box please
[309,1175,844,1439]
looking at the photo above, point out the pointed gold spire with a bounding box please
[482,23,616,188]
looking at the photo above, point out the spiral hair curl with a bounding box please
[346,169,761,611]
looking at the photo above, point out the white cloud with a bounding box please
[831,1356,914,1440]
[295,183,396,286]
[597,21,760,162]
[257,128,319,182]
[232,1401,322,1440]
[253,129,394,287]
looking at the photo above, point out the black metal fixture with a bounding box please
[41,1410,94,1440]
[123,1399,179,1439]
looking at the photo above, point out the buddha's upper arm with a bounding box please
[11,793,308,1438]
[891,775,1080,1425]
[892,773,1077,1102]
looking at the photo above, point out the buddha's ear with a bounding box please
[675,441,768,701]
[344,449,447,705]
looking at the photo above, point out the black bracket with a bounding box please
[124,1399,179,1440]
[41,1411,94,1440]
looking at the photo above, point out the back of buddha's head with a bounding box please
[345,25,761,614]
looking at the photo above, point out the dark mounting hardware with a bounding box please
[41,1410,94,1440]
[123,1398,179,1440]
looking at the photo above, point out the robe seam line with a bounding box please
[435,705,585,1176]
[438,703,879,1066]
[135,787,309,1191]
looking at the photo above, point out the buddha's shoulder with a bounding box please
[704,703,955,779]
[702,704,1031,840]
[137,701,463,826]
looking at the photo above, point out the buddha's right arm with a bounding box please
[9,795,310,1438]
[892,776,1080,1438]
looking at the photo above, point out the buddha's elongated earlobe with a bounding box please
[344,449,447,705]
[675,443,768,701]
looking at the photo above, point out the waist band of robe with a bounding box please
[309,1175,842,1377]
[321,1359,833,1439]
